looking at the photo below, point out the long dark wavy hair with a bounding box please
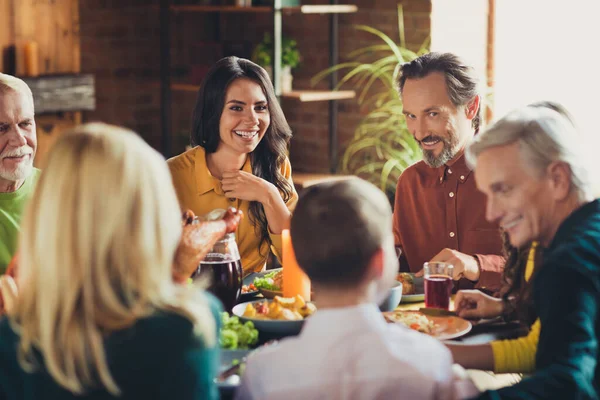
[190,56,294,252]
[500,232,543,327]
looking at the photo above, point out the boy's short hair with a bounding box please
[290,178,392,288]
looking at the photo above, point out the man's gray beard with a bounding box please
[0,162,33,183]
[421,143,456,168]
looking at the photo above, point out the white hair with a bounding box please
[0,73,33,102]
[467,105,595,202]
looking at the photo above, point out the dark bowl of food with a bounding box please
[379,281,403,312]
[232,295,317,337]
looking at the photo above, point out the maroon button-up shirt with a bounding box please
[393,153,505,292]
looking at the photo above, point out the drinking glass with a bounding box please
[423,262,454,310]
[193,210,243,312]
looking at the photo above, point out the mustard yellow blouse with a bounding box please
[167,146,298,276]
[491,242,540,373]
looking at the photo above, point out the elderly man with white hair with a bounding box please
[0,74,39,274]
[467,105,600,399]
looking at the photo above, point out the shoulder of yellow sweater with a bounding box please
[167,146,202,171]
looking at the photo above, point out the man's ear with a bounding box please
[547,161,572,201]
[367,248,384,279]
[466,95,481,120]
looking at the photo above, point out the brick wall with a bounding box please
[285,0,430,172]
[79,0,431,172]
[79,0,162,149]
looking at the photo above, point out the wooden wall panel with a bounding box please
[0,0,14,73]
[34,112,81,169]
[13,0,80,75]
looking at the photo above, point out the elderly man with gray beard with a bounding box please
[0,74,39,274]
[469,105,600,399]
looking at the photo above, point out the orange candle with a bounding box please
[282,229,311,301]
[24,41,39,77]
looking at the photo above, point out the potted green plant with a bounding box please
[311,5,428,203]
[252,32,301,92]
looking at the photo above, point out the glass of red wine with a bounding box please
[423,262,454,310]
[194,231,243,313]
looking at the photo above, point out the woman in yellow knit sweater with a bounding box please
[168,57,298,276]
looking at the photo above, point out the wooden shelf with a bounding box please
[281,90,355,102]
[293,172,353,189]
[171,5,271,13]
[170,83,200,92]
[22,74,95,114]
[170,5,357,14]
[297,5,357,14]
[169,84,355,103]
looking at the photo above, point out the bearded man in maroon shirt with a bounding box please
[394,52,504,292]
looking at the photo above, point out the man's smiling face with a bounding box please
[0,89,36,191]
[402,72,475,167]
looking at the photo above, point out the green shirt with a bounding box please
[478,200,600,399]
[0,168,41,274]
[0,293,223,399]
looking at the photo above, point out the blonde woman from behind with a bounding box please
[0,123,222,399]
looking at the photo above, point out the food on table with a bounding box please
[242,295,317,321]
[396,272,416,295]
[385,311,435,334]
[253,269,283,291]
[220,312,259,350]
[241,283,257,294]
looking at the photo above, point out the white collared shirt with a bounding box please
[235,303,478,400]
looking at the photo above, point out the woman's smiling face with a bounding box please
[218,78,270,156]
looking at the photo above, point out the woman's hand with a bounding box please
[221,170,274,204]
[172,208,243,284]
[454,289,504,320]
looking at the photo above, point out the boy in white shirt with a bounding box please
[236,178,477,400]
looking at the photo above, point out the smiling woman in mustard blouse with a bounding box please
[168,56,298,276]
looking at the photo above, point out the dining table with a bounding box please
[220,285,532,399]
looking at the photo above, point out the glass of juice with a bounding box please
[194,232,243,313]
[423,262,454,310]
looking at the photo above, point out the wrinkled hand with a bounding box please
[221,207,243,233]
[454,289,504,320]
[172,208,243,284]
[221,170,272,203]
[425,248,480,282]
